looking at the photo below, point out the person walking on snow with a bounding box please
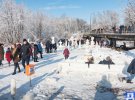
[11,44,21,75]
[5,48,12,66]
[21,39,32,73]
[63,47,70,60]
[0,43,4,66]
[37,41,43,58]
[34,44,39,62]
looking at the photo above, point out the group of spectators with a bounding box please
[0,39,43,75]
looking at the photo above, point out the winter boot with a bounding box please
[9,62,10,67]
[126,80,133,84]
[41,54,43,58]
[18,69,21,73]
[12,72,16,75]
[34,58,36,62]
[36,58,39,62]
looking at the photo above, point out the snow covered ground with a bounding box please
[0,45,135,100]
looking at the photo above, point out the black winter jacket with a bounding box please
[21,43,31,58]
[127,58,135,74]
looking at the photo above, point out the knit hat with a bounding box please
[23,39,27,42]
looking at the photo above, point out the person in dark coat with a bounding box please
[0,43,4,66]
[34,44,39,62]
[126,58,135,83]
[63,47,70,60]
[46,40,51,53]
[17,43,22,59]
[54,43,57,52]
[37,41,43,58]
[21,39,32,72]
[11,44,21,75]
[50,43,53,53]
[5,48,12,66]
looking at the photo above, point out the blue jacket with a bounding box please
[37,43,43,52]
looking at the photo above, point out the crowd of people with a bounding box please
[0,39,44,75]
[0,38,70,75]
[91,25,133,34]
[0,38,135,84]
[45,40,57,53]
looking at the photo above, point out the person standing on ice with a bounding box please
[0,43,4,66]
[126,58,135,83]
[63,47,70,60]
[37,41,43,58]
[21,39,32,73]
[5,48,12,66]
[11,44,21,75]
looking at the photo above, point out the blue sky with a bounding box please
[16,0,128,23]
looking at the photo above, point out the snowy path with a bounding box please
[0,49,82,100]
[0,47,135,100]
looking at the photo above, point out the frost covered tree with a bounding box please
[0,0,26,43]
[0,0,89,44]
[91,10,119,33]
[124,0,135,32]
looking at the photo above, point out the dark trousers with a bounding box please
[22,56,30,70]
[65,55,69,60]
[31,53,34,59]
[8,61,10,66]
[46,48,49,53]
[85,62,91,68]
[39,51,43,58]
[0,60,2,66]
[34,54,38,62]
[13,62,21,73]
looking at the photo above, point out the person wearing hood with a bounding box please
[5,48,12,66]
[63,47,70,60]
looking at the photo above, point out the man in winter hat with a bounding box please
[21,39,32,73]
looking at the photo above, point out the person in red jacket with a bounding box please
[5,48,12,66]
[63,47,70,60]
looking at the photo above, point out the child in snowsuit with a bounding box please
[5,48,12,66]
[63,47,70,60]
